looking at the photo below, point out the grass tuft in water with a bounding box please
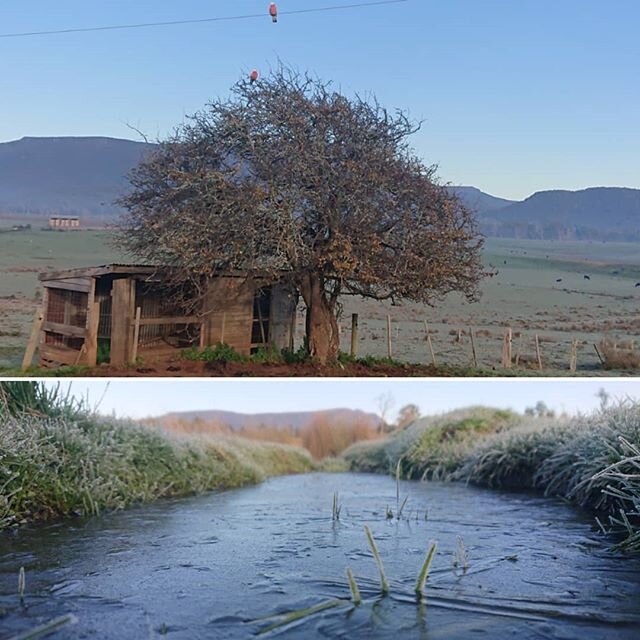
[332,491,342,521]
[346,567,362,605]
[415,541,437,596]
[17,566,25,606]
[364,525,389,594]
[453,536,469,574]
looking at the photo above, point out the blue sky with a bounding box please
[40,379,640,420]
[0,1,638,200]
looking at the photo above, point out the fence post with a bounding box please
[535,334,543,370]
[423,320,436,366]
[470,327,478,368]
[21,307,44,370]
[569,339,578,372]
[350,313,359,357]
[514,332,523,367]
[501,326,513,368]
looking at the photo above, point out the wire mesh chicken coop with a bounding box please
[36,264,297,368]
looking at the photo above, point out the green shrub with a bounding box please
[182,343,247,363]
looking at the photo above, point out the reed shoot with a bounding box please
[364,525,389,594]
[415,541,437,595]
[453,536,469,573]
[18,566,25,605]
[332,491,342,521]
[346,568,362,605]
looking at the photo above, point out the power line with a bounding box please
[0,1,409,39]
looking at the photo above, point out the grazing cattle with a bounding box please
[556,278,562,282]
[503,260,507,265]
[636,282,640,287]
[584,275,591,280]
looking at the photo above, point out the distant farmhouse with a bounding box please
[36,264,297,368]
[48,216,80,230]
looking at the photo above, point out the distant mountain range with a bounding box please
[157,408,382,432]
[1,136,638,240]
[0,136,152,218]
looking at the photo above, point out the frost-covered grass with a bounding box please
[343,403,640,553]
[0,383,315,529]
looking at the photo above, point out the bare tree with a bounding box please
[395,403,421,429]
[117,66,484,363]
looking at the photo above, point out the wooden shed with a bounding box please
[36,264,297,368]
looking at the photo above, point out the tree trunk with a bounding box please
[299,273,340,364]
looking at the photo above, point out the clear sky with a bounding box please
[41,379,640,420]
[0,0,638,200]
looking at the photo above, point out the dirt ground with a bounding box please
[81,356,454,378]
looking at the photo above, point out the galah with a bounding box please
[269,3,278,23]
[250,69,259,83]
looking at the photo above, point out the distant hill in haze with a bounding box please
[481,187,640,240]
[448,186,515,214]
[157,408,382,432]
[0,136,154,218]
[0,135,638,240]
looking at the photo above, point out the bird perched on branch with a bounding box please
[250,69,259,84]
[269,3,278,22]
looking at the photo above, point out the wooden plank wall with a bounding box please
[203,277,254,355]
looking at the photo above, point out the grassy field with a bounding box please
[0,382,315,529]
[342,403,640,553]
[1,225,639,373]
[0,227,124,368]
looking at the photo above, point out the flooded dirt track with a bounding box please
[1,473,639,639]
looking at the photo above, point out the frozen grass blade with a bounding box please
[453,536,469,573]
[397,495,409,520]
[346,568,361,605]
[257,599,344,635]
[364,525,389,594]
[332,492,341,521]
[9,614,78,640]
[415,541,437,596]
[18,566,25,605]
[396,458,402,514]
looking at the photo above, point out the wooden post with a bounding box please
[130,306,142,364]
[515,332,523,367]
[350,313,359,357]
[84,301,100,366]
[386,314,392,359]
[569,338,578,372]
[501,327,513,368]
[423,320,436,366]
[220,312,226,344]
[470,327,478,368]
[535,334,543,370]
[110,278,135,366]
[21,307,44,370]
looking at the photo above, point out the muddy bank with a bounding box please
[1,473,639,639]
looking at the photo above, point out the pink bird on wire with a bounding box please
[269,3,278,23]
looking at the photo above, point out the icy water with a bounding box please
[1,473,639,639]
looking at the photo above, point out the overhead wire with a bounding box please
[0,0,409,39]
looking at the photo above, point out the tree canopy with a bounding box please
[117,66,484,362]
